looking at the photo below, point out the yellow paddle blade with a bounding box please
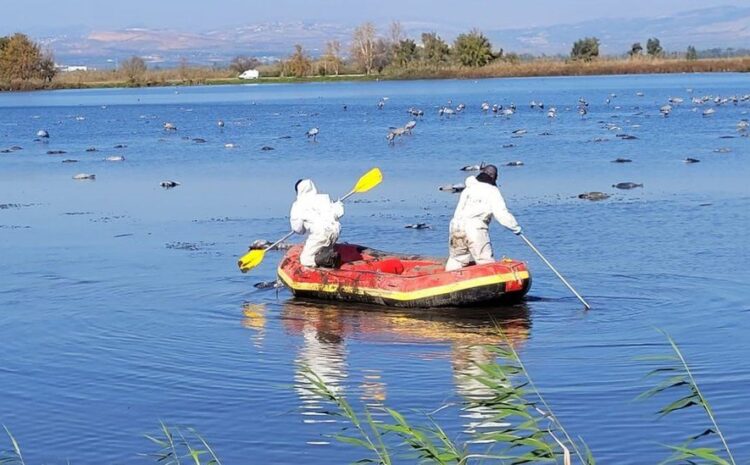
[352,167,383,194]
[238,249,266,273]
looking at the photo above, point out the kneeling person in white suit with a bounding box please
[290,179,345,268]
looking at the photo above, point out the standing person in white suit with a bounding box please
[445,165,522,271]
[290,179,345,268]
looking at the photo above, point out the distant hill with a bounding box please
[36,5,750,68]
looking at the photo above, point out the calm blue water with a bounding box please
[1,74,749,464]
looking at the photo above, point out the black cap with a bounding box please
[480,164,498,183]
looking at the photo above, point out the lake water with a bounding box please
[1,74,749,464]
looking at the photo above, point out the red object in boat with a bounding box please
[277,244,531,308]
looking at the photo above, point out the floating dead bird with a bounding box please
[613,182,643,190]
[660,105,672,117]
[217,120,225,127]
[278,135,292,140]
[47,150,66,155]
[405,223,431,229]
[85,147,97,152]
[460,162,484,172]
[502,144,515,148]
[404,120,417,133]
[62,159,78,163]
[306,127,319,141]
[160,180,180,189]
[254,281,282,289]
[164,122,177,131]
[249,239,291,251]
[9,146,22,151]
[612,158,633,163]
[261,146,275,151]
[0,149,12,153]
[73,173,96,180]
[578,192,610,201]
[505,161,524,167]
[193,138,207,143]
[113,144,127,149]
[224,143,238,149]
[702,108,716,117]
[36,129,49,138]
[105,155,125,162]
[512,129,527,135]
[714,148,731,153]
[539,131,553,136]
[617,134,638,140]
[439,184,466,193]
[684,157,701,163]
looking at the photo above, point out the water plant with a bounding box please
[142,421,222,465]
[0,426,24,465]
[301,329,593,465]
[637,329,736,465]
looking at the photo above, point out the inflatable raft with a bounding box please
[277,244,531,308]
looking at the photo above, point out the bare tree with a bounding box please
[288,44,311,77]
[322,40,341,75]
[119,56,147,84]
[351,22,376,75]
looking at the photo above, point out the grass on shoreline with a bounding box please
[7,56,750,91]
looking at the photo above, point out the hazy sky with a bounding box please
[3,0,748,34]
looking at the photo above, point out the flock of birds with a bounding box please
[14,86,748,203]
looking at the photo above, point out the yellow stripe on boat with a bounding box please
[278,268,529,302]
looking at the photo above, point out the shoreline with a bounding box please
[5,57,750,92]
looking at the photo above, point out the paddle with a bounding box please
[519,233,592,310]
[238,167,383,273]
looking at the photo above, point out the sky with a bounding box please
[3,0,749,34]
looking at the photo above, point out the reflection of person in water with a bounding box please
[276,302,531,439]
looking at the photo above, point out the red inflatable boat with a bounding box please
[277,244,531,308]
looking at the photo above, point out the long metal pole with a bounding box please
[519,234,591,310]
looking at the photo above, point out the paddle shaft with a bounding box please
[519,233,591,310]
[265,231,295,252]
[339,189,356,202]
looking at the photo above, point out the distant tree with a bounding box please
[372,38,391,73]
[646,37,663,57]
[571,37,600,61]
[119,56,147,84]
[351,22,376,74]
[0,33,43,81]
[394,38,418,67]
[178,56,190,81]
[629,42,643,57]
[453,29,496,67]
[229,55,260,75]
[321,40,342,75]
[38,53,56,82]
[288,44,311,77]
[420,32,451,66]
[686,45,698,61]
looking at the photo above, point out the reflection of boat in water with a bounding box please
[278,244,531,308]
[273,299,531,440]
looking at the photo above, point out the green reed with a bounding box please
[141,421,221,465]
[636,329,736,465]
[301,326,592,465]
[0,426,25,465]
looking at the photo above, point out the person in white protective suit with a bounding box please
[445,165,522,271]
[290,179,345,268]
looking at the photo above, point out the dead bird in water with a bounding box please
[613,182,643,190]
[578,192,610,201]
[72,173,96,180]
[505,161,524,167]
[405,223,431,229]
[460,162,484,172]
[684,157,701,163]
[105,155,125,162]
[249,239,292,251]
[612,158,633,163]
[439,184,466,194]
[160,180,180,189]
[254,280,284,289]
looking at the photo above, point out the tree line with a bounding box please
[0,33,56,90]
[571,36,700,61]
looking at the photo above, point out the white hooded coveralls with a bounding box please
[445,176,521,271]
[290,179,344,268]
